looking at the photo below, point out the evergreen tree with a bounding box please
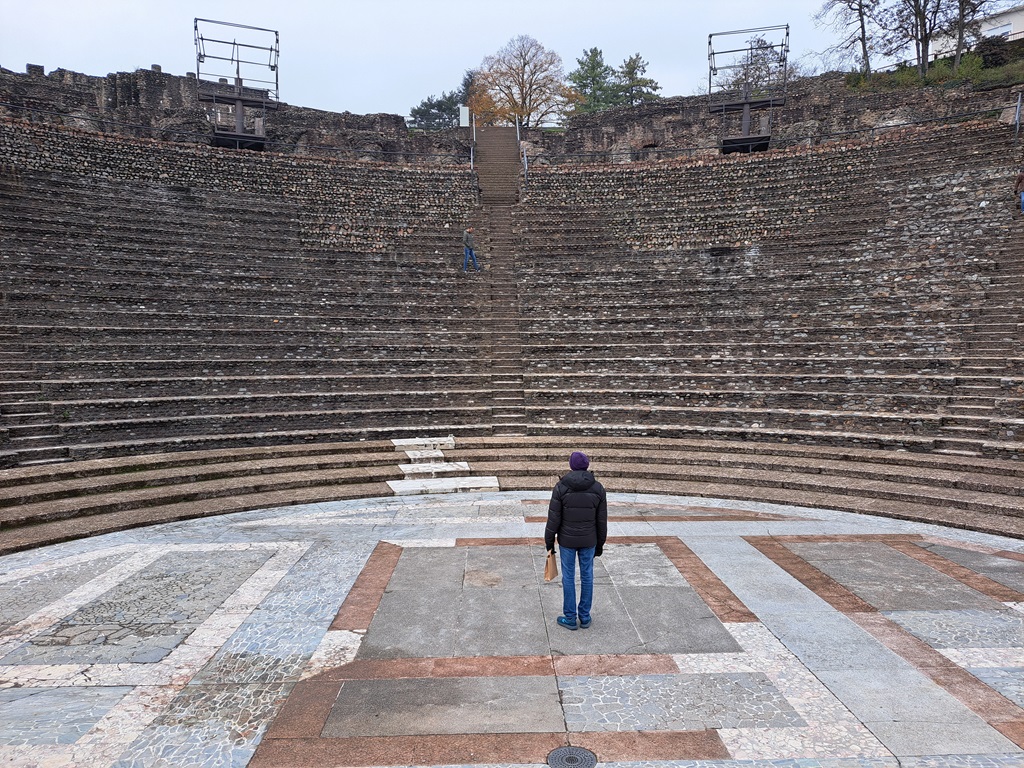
[617,53,661,106]
[409,70,477,129]
[567,47,621,113]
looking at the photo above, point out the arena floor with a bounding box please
[0,491,1021,768]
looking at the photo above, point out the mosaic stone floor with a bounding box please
[0,491,1021,768]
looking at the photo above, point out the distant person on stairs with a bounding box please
[462,226,481,271]
[1015,168,1024,214]
[545,451,607,631]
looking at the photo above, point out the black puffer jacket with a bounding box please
[545,470,608,550]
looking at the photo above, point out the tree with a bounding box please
[567,47,621,113]
[409,70,475,129]
[472,35,572,127]
[942,0,1003,72]
[815,0,882,75]
[617,53,661,106]
[876,0,946,76]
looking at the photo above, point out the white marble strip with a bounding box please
[244,513,523,529]
[391,435,456,451]
[70,684,183,766]
[301,629,363,681]
[939,647,1024,667]
[387,476,500,495]
[382,538,459,548]
[403,449,445,462]
[0,543,139,584]
[397,461,471,478]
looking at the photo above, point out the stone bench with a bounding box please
[1,434,1021,557]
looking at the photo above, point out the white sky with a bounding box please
[1,0,856,116]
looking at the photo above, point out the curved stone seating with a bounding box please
[1,115,1021,547]
[0,435,1020,557]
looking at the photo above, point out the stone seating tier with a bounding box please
[1,116,1021,473]
[0,122,476,255]
[0,436,1020,558]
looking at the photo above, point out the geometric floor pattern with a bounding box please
[0,491,1021,767]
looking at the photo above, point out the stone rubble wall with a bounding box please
[0,117,475,254]
[0,65,470,162]
[523,74,1022,161]
[512,118,1022,450]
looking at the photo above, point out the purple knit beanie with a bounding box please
[569,451,590,471]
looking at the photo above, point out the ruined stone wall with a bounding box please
[0,117,475,253]
[0,64,470,163]
[523,74,1022,162]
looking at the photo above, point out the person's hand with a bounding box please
[595,546,603,557]
[547,546,554,553]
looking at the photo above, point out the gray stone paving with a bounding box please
[883,609,1024,648]
[559,672,806,731]
[324,677,565,736]
[0,687,133,746]
[0,490,1020,767]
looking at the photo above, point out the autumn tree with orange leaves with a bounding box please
[469,35,575,127]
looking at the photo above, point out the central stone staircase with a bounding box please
[475,126,526,435]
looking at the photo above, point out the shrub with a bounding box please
[925,59,952,84]
[954,53,984,80]
[976,36,1011,68]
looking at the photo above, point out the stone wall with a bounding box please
[0,64,470,163]
[523,74,1023,162]
[0,116,475,254]
[4,62,1023,168]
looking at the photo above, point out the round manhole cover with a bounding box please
[547,746,598,768]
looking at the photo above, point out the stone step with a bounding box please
[945,404,995,415]
[7,423,61,438]
[1,402,52,416]
[397,461,471,479]
[386,475,500,495]
[16,451,74,466]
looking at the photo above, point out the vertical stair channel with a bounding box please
[474,127,526,435]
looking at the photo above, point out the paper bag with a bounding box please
[544,550,558,582]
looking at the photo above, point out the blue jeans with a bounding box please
[463,247,479,271]
[559,545,595,623]
[1019,191,1023,213]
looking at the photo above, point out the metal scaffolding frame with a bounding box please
[194,18,280,150]
[708,25,789,154]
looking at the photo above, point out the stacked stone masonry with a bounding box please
[513,121,1023,456]
[0,115,1022,472]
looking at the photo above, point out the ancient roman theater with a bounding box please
[0,60,1021,768]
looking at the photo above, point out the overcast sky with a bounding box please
[1,0,857,116]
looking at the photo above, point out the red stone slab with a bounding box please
[329,541,402,631]
[850,612,1024,726]
[263,681,341,739]
[554,654,679,677]
[250,732,567,767]
[312,655,555,681]
[659,538,758,622]
[745,536,877,613]
[888,541,1024,603]
[251,729,731,767]
[994,720,1024,749]
[570,729,730,761]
